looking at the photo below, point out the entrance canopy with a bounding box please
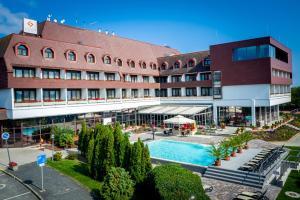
[164,115,195,124]
[138,105,211,115]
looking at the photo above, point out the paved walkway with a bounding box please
[271,133,300,146]
[0,170,39,200]
[9,162,94,200]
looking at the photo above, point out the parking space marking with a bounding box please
[3,192,31,200]
[0,183,6,190]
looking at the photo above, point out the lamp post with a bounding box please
[51,133,54,161]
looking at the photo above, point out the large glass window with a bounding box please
[200,72,211,81]
[42,69,60,79]
[144,89,150,97]
[88,89,100,99]
[201,87,212,96]
[13,67,35,78]
[106,89,116,99]
[130,75,138,83]
[156,89,167,97]
[87,72,99,80]
[105,73,115,81]
[17,45,28,56]
[66,70,81,80]
[131,89,138,98]
[171,75,181,83]
[185,74,196,82]
[67,89,81,100]
[43,89,60,101]
[186,88,197,96]
[143,76,149,83]
[233,44,279,61]
[14,89,36,102]
[172,88,181,97]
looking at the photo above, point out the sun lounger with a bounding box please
[233,195,256,200]
[241,190,268,200]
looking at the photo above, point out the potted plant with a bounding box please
[208,144,223,166]
[229,137,238,157]
[220,139,231,161]
[240,131,253,149]
[220,122,226,129]
[234,136,244,153]
[8,162,18,171]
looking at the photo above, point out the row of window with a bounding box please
[232,44,288,63]
[154,87,212,97]
[15,44,158,70]
[160,58,211,71]
[270,84,291,95]
[272,69,292,79]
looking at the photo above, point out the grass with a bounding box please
[290,115,300,128]
[285,146,300,162]
[277,170,300,200]
[253,125,299,141]
[47,159,102,195]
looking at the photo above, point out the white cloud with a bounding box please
[0,4,28,35]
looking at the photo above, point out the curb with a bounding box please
[0,169,43,200]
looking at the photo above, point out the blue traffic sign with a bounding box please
[37,154,47,167]
[1,132,9,140]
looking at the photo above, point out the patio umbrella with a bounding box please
[163,115,195,125]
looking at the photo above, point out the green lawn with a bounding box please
[277,170,300,200]
[47,159,102,195]
[290,116,300,128]
[285,146,300,162]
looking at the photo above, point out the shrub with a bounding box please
[52,126,75,148]
[66,153,77,160]
[53,152,63,161]
[100,167,134,200]
[145,164,209,200]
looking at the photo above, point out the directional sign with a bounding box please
[1,132,9,140]
[37,154,47,167]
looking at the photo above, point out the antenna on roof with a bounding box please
[60,19,65,24]
[47,14,52,21]
[53,19,58,23]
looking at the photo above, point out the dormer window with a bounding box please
[17,45,28,56]
[117,59,122,66]
[68,51,76,61]
[87,54,95,63]
[188,59,195,67]
[141,62,146,69]
[129,60,135,68]
[152,64,157,70]
[174,61,180,69]
[161,62,167,70]
[104,55,111,64]
[44,48,54,59]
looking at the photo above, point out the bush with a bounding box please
[52,126,75,148]
[100,167,134,200]
[66,153,77,160]
[145,164,209,200]
[53,152,63,161]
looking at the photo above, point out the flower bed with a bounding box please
[253,125,298,141]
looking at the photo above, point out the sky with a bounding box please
[0,0,299,86]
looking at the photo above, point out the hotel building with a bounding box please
[0,20,292,128]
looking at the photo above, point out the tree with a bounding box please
[113,122,125,167]
[87,138,95,177]
[122,134,131,170]
[129,139,144,183]
[100,167,135,200]
[78,121,86,154]
[141,144,152,177]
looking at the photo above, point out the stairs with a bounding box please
[203,166,266,188]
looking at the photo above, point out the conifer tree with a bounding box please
[87,137,95,177]
[113,122,125,167]
[128,139,143,183]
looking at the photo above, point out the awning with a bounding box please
[138,105,211,115]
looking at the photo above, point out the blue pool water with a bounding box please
[147,140,215,166]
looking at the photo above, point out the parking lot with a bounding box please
[0,171,39,200]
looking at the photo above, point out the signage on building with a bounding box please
[103,117,112,125]
[23,18,38,34]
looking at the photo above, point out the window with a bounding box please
[160,89,168,97]
[203,58,211,66]
[213,87,222,96]
[87,54,95,63]
[44,48,54,59]
[67,89,82,100]
[171,75,181,83]
[270,84,291,95]
[131,89,138,98]
[152,64,157,70]
[66,70,81,80]
[68,51,76,61]
[201,87,212,96]
[161,63,167,70]
[104,56,111,64]
[185,74,196,82]
[186,88,197,96]
[141,62,146,69]
[130,75,138,83]
[13,67,35,78]
[14,89,36,103]
[144,89,150,97]
[122,89,127,98]
[200,72,211,81]
[129,60,135,68]
[188,59,195,67]
[42,69,60,79]
[88,89,100,99]
[105,73,115,81]
[43,89,60,101]
[106,89,116,99]
[174,61,180,69]
[87,72,99,80]
[155,76,167,83]
[172,88,181,97]
[117,59,122,66]
[17,45,28,56]
[143,76,149,83]
[213,71,221,83]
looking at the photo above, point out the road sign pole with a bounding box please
[41,166,44,191]
[51,134,54,161]
[6,140,11,164]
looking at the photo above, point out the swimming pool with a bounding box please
[147,140,215,166]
